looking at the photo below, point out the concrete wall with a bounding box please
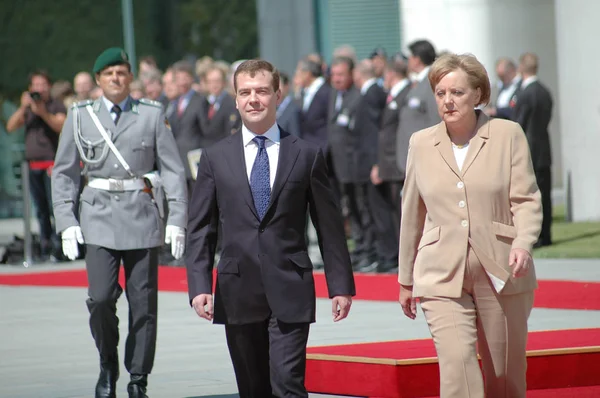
[554,0,600,221]
[256,0,317,77]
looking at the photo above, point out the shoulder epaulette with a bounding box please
[138,98,162,108]
[72,99,93,108]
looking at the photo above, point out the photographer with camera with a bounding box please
[6,70,66,260]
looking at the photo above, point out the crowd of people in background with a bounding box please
[6,38,553,270]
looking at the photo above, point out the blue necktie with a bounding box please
[250,136,270,220]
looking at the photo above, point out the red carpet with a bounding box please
[305,328,600,398]
[1,266,599,310]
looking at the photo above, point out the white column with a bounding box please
[555,0,600,221]
[399,0,563,188]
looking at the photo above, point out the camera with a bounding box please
[29,91,42,101]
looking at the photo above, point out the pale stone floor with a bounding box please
[1,257,599,398]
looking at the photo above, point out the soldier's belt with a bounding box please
[87,177,146,191]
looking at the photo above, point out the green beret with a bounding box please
[93,47,130,74]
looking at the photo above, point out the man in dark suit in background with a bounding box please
[513,52,554,247]
[296,57,331,151]
[203,65,241,142]
[186,59,355,398]
[485,57,522,120]
[276,72,301,137]
[348,59,386,272]
[396,39,441,177]
[169,61,207,193]
[369,54,411,273]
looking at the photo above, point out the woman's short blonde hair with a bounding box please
[428,53,491,106]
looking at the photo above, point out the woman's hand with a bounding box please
[399,284,417,320]
[509,248,533,278]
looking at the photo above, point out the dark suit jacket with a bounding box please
[327,87,361,184]
[378,82,411,181]
[513,80,553,170]
[202,93,241,146]
[169,91,207,179]
[300,82,331,151]
[276,96,301,137]
[350,83,386,183]
[186,128,356,325]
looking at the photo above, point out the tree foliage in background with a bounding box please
[178,0,258,63]
[0,0,258,102]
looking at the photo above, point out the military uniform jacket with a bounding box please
[51,97,188,250]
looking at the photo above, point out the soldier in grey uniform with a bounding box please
[51,47,188,398]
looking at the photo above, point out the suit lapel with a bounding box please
[460,111,490,176]
[267,130,300,213]
[434,123,462,178]
[93,98,116,137]
[113,99,138,139]
[224,132,259,220]
[434,111,490,178]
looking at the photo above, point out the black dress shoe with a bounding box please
[95,361,119,398]
[128,374,148,398]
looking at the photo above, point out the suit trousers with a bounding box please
[368,181,402,264]
[85,244,159,374]
[342,182,376,262]
[225,316,310,398]
[535,167,552,244]
[420,246,534,398]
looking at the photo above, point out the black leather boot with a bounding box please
[95,357,119,398]
[127,374,148,398]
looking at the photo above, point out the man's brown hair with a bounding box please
[233,59,280,93]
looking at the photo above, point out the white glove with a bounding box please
[62,226,84,261]
[165,225,186,260]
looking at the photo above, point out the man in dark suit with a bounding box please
[169,61,208,193]
[327,56,360,207]
[349,59,386,273]
[513,52,553,247]
[203,65,241,142]
[369,55,411,273]
[485,57,522,120]
[186,59,355,398]
[295,57,331,151]
[276,72,301,137]
[396,39,441,176]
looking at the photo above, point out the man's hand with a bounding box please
[370,165,383,185]
[165,225,185,259]
[192,294,214,321]
[509,248,533,278]
[30,98,47,117]
[399,284,417,320]
[62,226,84,261]
[332,295,352,322]
[19,92,32,109]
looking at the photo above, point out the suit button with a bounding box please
[259,228,265,233]
[458,200,466,208]
[114,195,120,201]
[457,181,464,189]
[113,164,119,169]
[461,220,468,227]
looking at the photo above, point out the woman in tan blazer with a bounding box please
[398,53,542,398]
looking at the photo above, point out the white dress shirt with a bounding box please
[496,75,522,108]
[302,76,325,112]
[389,79,410,98]
[520,75,539,91]
[360,78,377,95]
[242,122,280,188]
[102,96,129,122]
